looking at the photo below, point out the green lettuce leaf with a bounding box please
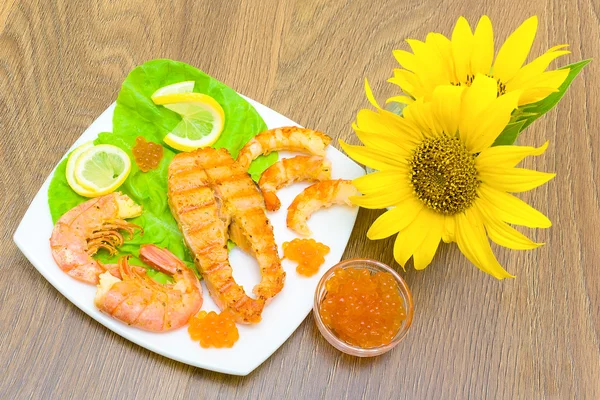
[493,59,591,146]
[48,59,276,277]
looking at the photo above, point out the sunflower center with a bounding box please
[452,74,507,97]
[409,135,480,215]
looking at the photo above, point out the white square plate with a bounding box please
[13,96,365,376]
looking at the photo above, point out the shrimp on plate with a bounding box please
[236,126,331,170]
[258,155,332,211]
[95,244,203,332]
[287,179,358,236]
[50,192,143,284]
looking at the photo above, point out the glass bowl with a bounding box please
[313,258,414,357]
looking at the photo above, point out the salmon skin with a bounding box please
[168,148,285,324]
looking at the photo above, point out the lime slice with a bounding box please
[65,142,97,197]
[152,92,225,152]
[151,81,195,101]
[74,144,131,195]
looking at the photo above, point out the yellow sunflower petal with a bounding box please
[355,108,423,144]
[350,192,411,209]
[413,218,443,270]
[471,15,494,75]
[548,44,570,52]
[355,109,417,141]
[431,85,464,136]
[403,99,441,138]
[476,202,543,250]
[379,110,424,141]
[476,141,549,168]
[364,78,381,109]
[516,69,570,105]
[451,16,474,82]
[352,169,409,194]
[406,38,447,86]
[455,208,515,279]
[467,89,521,153]
[459,74,498,143]
[388,69,420,98]
[393,49,417,71]
[519,69,569,90]
[355,109,391,133]
[339,141,408,171]
[478,167,556,192]
[493,16,538,82]
[353,128,415,158]
[478,184,551,228]
[385,96,414,105]
[393,209,440,268]
[506,47,570,90]
[427,32,455,81]
[442,215,456,243]
[518,87,560,106]
[350,183,414,208]
[424,33,455,83]
[367,198,424,240]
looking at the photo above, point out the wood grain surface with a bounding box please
[1,0,598,398]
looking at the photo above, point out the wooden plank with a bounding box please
[1,0,598,398]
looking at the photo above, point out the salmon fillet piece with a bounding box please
[168,148,285,323]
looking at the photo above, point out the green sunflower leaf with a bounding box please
[493,58,591,146]
[492,119,527,146]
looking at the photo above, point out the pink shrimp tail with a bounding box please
[139,244,185,275]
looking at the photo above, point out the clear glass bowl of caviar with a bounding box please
[313,259,414,357]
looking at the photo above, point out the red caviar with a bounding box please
[132,136,163,172]
[188,310,239,348]
[283,238,330,277]
[319,267,406,348]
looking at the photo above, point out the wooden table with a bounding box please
[1,0,598,398]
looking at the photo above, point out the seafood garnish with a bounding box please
[259,155,332,211]
[236,126,332,170]
[94,244,202,332]
[168,148,285,324]
[50,192,142,284]
[287,179,358,236]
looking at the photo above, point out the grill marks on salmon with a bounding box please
[168,148,285,324]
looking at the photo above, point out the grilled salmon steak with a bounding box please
[168,148,285,324]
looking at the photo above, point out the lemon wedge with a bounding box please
[66,142,98,197]
[151,81,195,101]
[73,144,131,195]
[152,92,225,152]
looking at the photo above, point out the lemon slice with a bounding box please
[151,81,195,101]
[152,92,225,152]
[65,142,98,197]
[74,144,131,195]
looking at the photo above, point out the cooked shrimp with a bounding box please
[168,148,285,324]
[287,179,358,236]
[236,126,332,170]
[258,156,332,211]
[50,192,143,284]
[94,244,203,332]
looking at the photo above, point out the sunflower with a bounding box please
[340,75,555,278]
[388,15,570,107]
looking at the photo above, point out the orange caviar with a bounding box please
[132,136,163,172]
[188,310,239,348]
[282,238,330,277]
[319,267,406,348]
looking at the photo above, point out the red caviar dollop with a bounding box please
[188,310,239,348]
[132,136,163,172]
[319,267,406,348]
[283,238,330,277]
